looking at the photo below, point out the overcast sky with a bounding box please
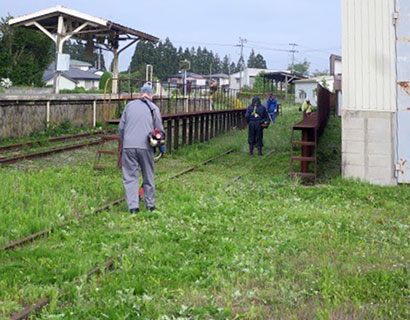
[1,0,341,73]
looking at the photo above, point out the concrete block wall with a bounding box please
[0,95,117,139]
[342,110,397,186]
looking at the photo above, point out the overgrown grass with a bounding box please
[0,106,409,319]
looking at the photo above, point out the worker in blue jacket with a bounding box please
[266,93,278,123]
[245,96,269,155]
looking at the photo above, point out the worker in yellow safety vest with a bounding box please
[301,99,314,120]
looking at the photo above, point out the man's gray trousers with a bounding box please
[122,148,155,210]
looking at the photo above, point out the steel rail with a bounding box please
[0,131,106,153]
[169,148,235,179]
[1,148,235,252]
[9,259,115,320]
[5,148,240,318]
[0,139,103,165]
[1,198,125,251]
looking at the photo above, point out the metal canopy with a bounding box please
[261,71,304,83]
[9,6,159,94]
[261,71,304,100]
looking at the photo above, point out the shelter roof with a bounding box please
[9,5,159,43]
[261,71,305,83]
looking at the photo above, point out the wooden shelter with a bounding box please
[9,6,159,94]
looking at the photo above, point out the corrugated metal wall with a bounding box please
[342,0,397,112]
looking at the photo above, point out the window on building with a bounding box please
[299,90,307,100]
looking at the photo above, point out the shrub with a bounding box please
[99,72,112,91]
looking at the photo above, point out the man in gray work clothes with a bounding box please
[119,84,164,214]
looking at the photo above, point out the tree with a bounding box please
[230,62,236,74]
[63,40,106,70]
[222,55,230,74]
[99,72,112,91]
[0,16,53,86]
[247,50,267,69]
[236,56,245,73]
[129,40,157,74]
[289,59,310,77]
[311,69,329,77]
[254,53,267,69]
[247,49,256,67]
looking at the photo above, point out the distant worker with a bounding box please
[245,96,269,156]
[119,84,165,214]
[301,99,314,120]
[266,93,278,123]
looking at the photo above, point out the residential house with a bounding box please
[330,54,342,115]
[43,60,103,90]
[208,74,230,89]
[294,76,335,106]
[229,68,279,90]
[167,72,208,87]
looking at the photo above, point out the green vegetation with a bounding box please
[59,87,105,94]
[99,72,113,91]
[129,38,267,80]
[0,106,409,319]
[0,16,53,86]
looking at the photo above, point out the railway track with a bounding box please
[1,148,236,252]
[10,258,115,320]
[4,148,237,319]
[0,131,114,165]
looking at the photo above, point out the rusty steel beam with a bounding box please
[107,108,247,125]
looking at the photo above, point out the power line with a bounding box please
[172,40,236,48]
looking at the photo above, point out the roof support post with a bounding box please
[285,75,288,101]
[112,45,119,95]
[54,15,64,94]
[111,38,138,95]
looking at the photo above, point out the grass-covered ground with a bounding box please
[0,106,409,319]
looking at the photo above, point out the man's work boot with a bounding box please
[249,145,254,155]
[258,147,263,156]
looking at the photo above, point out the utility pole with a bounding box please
[228,54,231,89]
[289,43,298,74]
[236,37,247,90]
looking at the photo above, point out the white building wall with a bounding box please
[342,0,396,112]
[295,77,334,106]
[341,0,398,186]
[295,82,318,106]
[47,77,76,90]
[334,60,342,76]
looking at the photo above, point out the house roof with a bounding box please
[43,62,101,82]
[230,68,283,78]
[260,70,305,83]
[8,5,159,43]
[70,60,93,67]
[209,73,229,79]
[168,72,205,80]
[294,76,333,84]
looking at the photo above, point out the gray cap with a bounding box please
[140,83,153,95]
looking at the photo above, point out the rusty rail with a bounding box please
[1,198,125,251]
[9,259,115,320]
[1,147,235,252]
[0,139,103,165]
[0,131,107,153]
[169,149,235,179]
